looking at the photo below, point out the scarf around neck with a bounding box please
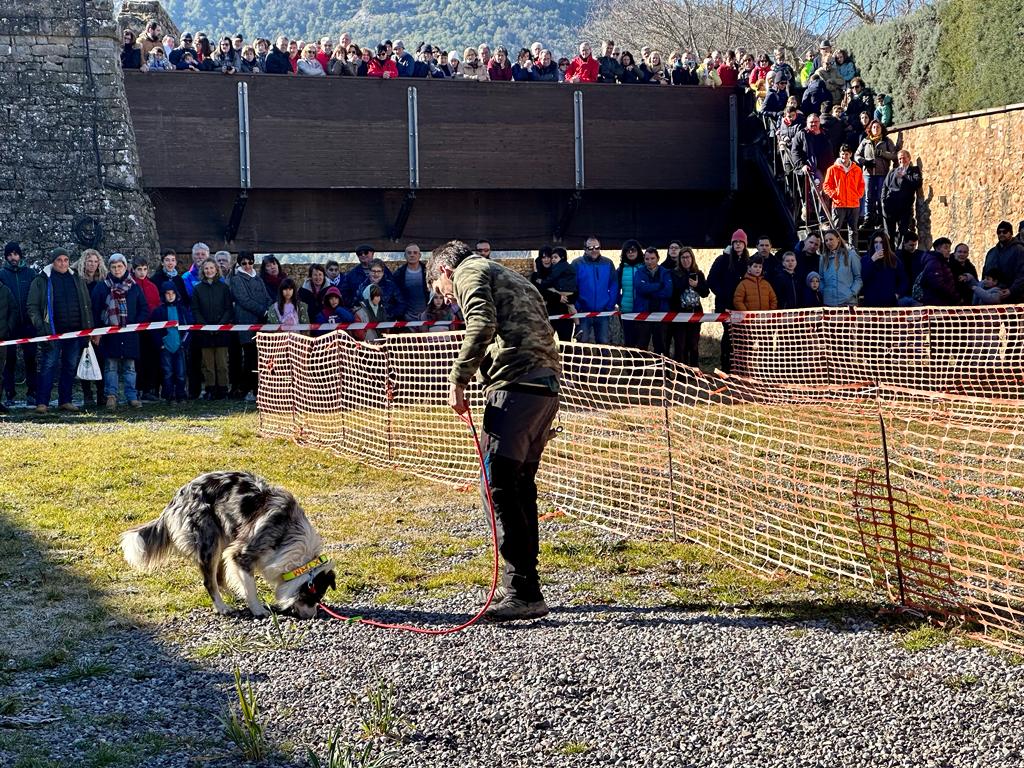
[104,273,135,327]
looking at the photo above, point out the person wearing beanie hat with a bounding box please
[148,281,191,403]
[1,241,39,407]
[27,246,93,413]
[132,256,162,401]
[90,251,150,410]
[706,229,752,372]
[803,271,824,306]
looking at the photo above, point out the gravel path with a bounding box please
[5,585,1024,768]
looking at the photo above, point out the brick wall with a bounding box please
[893,104,1024,253]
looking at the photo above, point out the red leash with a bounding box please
[317,410,501,634]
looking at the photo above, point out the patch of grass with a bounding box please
[82,743,134,768]
[0,694,21,715]
[219,667,269,762]
[309,729,394,768]
[901,624,950,652]
[358,682,410,742]
[51,659,113,684]
[943,672,980,689]
[560,741,592,755]
[12,758,60,768]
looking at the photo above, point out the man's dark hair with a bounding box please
[132,256,149,268]
[997,220,1013,233]
[757,235,772,245]
[475,239,491,249]
[749,254,764,265]
[904,231,919,242]
[933,237,952,250]
[428,240,474,282]
[325,259,339,269]
[162,248,176,258]
[839,143,853,154]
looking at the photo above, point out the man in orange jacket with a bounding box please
[822,143,865,244]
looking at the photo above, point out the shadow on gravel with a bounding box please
[319,598,887,634]
[0,509,234,766]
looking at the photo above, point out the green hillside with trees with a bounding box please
[161,0,588,56]
[841,0,1024,122]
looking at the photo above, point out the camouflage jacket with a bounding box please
[449,255,560,391]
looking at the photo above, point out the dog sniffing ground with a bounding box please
[2,405,1024,767]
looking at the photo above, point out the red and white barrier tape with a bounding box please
[0,311,736,348]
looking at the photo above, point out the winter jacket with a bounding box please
[169,45,197,67]
[818,248,863,306]
[761,89,789,120]
[297,58,326,76]
[181,263,203,298]
[0,260,36,327]
[266,301,310,326]
[155,269,189,307]
[511,63,534,81]
[121,45,142,70]
[565,56,599,83]
[822,160,865,208]
[881,165,923,213]
[919,251,959,306]
[341,264,394,308]
[671,269,709,311]
[90,276,150,359]
[860,253,908,307]
[27,266,93,335]
[532,62,559,82]
[950,257,980,306]
[616,259,644,313]
[800,78,829,114]
[328,58,358,76]
[633,266,674,312]
[459,60,489,81]
[488,60,513,81]
[770,270,804,309]
[813,62,844,103]
[598,55,624,83]
[846,90,875,122]
[191,278,234,347]
[733,274,778,311]
[854,136,897,177]
[529,259,578,316]
[149,300,193,351]
[213,49,241,71]
[706,247,749,312]
[791,128,835,176]
[238,56,260,73]
[983,240,1024,301]
[135,276,160,313]
[573,255,618,312]
[874,96,894,127]
[299,280,330,320]
[0,282,16,340]
[837,60,857,85]
[392,264,430,320]
[673,65,699,86]
[353,278,399,319]
[230,268,272,344]
[264,46,292,74]
[368,58,400,79]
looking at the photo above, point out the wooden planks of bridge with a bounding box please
[124,72,737,252]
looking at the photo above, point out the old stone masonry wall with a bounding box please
[0,0,158,267]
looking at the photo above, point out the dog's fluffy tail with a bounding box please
[120,518,174,571]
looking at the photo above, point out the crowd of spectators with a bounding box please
[4,220,1021,413]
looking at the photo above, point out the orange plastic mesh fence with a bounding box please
[257,318,1024,650]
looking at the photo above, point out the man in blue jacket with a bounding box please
[1,241,38,406]
[633,247,673,355]
[573,236,618,344]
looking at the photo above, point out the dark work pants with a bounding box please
[187,338,203,399]
[670,324,700,367]
[480,386,560,602]
[228,334,242,394]
[552,319,574,342]
[719,323,734,373]
[2,322,37,400]
[239,342,259,394]
[633,321,666,355]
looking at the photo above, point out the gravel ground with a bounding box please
[4,581,1024,768]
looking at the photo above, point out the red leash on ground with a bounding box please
[317,410,501,634]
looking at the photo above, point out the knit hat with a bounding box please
[730,229,748,245]
[3,241,22,258]
[805,271,821,286]
[323,286,343,303]
[108,253,128,267]
[48,246,70,262]
[160,281,178,295]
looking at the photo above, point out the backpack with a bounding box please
[911,270,924,303]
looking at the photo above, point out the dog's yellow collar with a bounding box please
[281,554,330,582]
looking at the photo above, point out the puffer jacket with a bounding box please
[0,282,16,339]
[633,266,673,312]
[573,255,618,312]
[191,278,234,347]
[818,248,863,306]
[230,268,272,344]
[854,136,897,177]
[733,274,778,311]
[822,160,865,208]
[0,260,37,326]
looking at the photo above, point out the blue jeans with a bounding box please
[578,316,610,344]
[36,338,82,406]
[103,357,137,402]
[160,348,186,400]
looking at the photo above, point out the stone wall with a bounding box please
[893,105,1024,252]
[117,0,178,39]
[0,0,159,267]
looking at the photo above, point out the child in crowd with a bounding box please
[352,284,388,342]
[420,291,460,332]
[962,269,1003,305]
[266,278,309,330]
[804,271,824,306]
[316,286,355,334]
[149,282,190,403]
[733,254,778,311]
[145,47,173,71]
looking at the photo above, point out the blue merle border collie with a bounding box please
[120,471,335,619]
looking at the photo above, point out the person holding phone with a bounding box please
[860,230,906,307]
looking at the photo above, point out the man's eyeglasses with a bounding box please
[239,260,254,266]
[370,269,385,275]
[585,246,600,251]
